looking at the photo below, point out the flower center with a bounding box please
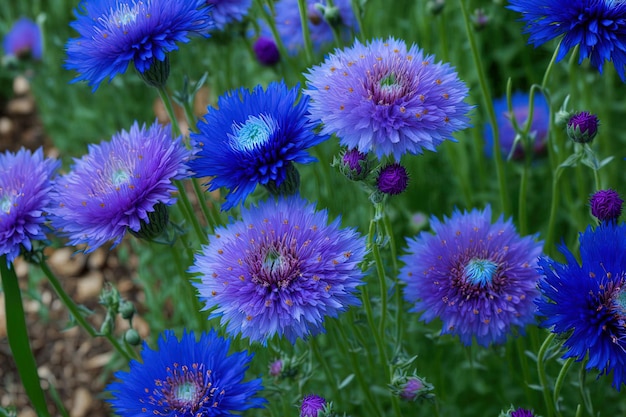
[250,237,300,289]
[153,363,220,414]
[464,258,498,287]
[111,168,131,187]
[111,2,142,26]
[615,287,626,314]
[1,195,12,214]
[229,114,278,152]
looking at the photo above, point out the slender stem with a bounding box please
[156,86,183,138]
[1,257,51,417]
[296,0,314,64]
[545,169,561,256]
[537,332,557,417]
[38,260,133,362]
[553,357,575,417]
[309,336,342,404]
[369,214,387,337]
[458,0,510,215]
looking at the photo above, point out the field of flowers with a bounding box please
[1,1,626,416]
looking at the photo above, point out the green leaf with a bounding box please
[1,256,50,417]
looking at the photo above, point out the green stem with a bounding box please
[296,0,314,64]
[544,169,561,256]
[1,257,51,417]
[553,357,575,417]
[309,336,343,404]
[38,260,134,362]
[537,332,556,417]
[458,0,509,215]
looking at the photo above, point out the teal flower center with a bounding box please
[1,195,12,214]
[230,114,278,152]
[175,382,197,402]
[464,258,498,287]
[112,2,141,26]
[263,248,285,275]
[379,72,401,93]
[111,168,131,187]
[615,287,626,314]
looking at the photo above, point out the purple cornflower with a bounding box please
[400,205,543,346]
[253,36,280,66]
[0,148,59,264]
[106,330,265,416]
[304,37,472,159]
[508,0,626,81]
[567,111,599,143]
[537,222,626,389]
[511,408,535,417]
[484,92,549,160]
[590,189,623,222]
[3,17,42,60]
[50,120,190,252]
[65,0,213,90]
[207,0,252,31]
[189,81,328,211]
[340,148,370,181]
[376,163,409,195]
[300,394,326,417]
[190,197,366,344]
[268,359,283,377]
[259,0,357,55]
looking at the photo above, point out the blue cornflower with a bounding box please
[537,223,626,389]
[484,92,550,160]
[400,206,543,346]
[190,197,366,344]
[3,17,42,60]
[50,120,191,252]
[508,0,626,81]
[0,148,59,264]
[304,37,473,159]
[207,0,252,31]
[65,0,213,90]
[258,0,357,55]
[107,330,265,416]
[189,81,327,211]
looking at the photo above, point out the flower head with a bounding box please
[65,0,213,90]
[537,222,626,389]
[50,120,191,252]
[304,37,472,159]
[376,163,409,195]
[253,36,280,66]
[189,81,328,211]
[0,148,59,264]
[567,111,599,143]
[339,148,370,181]
[484,92,549,160]
[3,17,42,60]
[508,0,626,81]
[300,394,326,417]
[106,330,265,416]
[206,0,252,31]
[590,189,623,222]
[399,205,543,346]
[190,197,366,344]
[511,409,536,417]
[259,0,357,55]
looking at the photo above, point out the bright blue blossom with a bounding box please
[400,206,543,346]
[0,148,59,264]
[190,197,366,344]
[484,92,550,160]
[207,0,252,31]
[107,330,265,416]
[65,0,213,90]
[537,223,626,389]
[3,17,42,59]
[508,0,626,81]
[189,81,327,211]
[304,37,472,159]
[50,120,190,252]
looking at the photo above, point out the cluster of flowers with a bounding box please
[3,0,626,415]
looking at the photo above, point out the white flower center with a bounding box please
[229,114,278,152]
[464,258,497,287]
